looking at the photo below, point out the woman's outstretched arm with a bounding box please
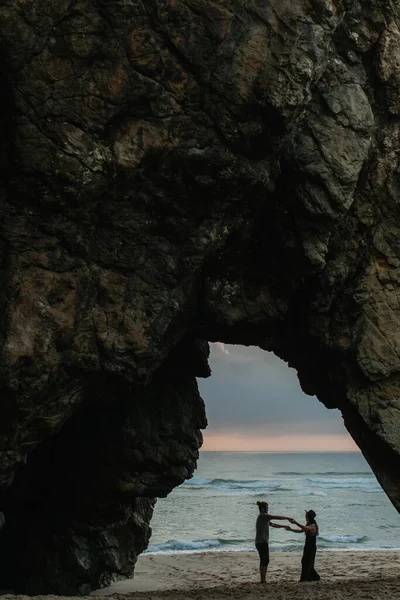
[287,523,317,534]
[284,525,304,533]
[288,518,305,529]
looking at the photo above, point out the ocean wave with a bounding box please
[211,478,278,489]
[306,477,382,492]
[307,477,373,485]
[184,476,381,494]
[319,546,400,552]
[274,472,373,477]
[143,535,376,554]
[213,484,281,493]
[183,478,281,492]
[295,490,327,496]
[144,537,397,555]
[319,535,367,544]
[270,542,303,552]
[146,539,311,555]
[145,538,250,554]
[184,476,380,494]
[183,477,213,486]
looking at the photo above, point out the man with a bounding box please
[255,501,291,583]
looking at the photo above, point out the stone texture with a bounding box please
[0,0,400,594]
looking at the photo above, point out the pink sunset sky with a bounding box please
[201,433,358,452]
[198,343,359,453]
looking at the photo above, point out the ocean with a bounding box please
[146,451,400,555]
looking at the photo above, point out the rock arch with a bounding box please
[0,0,399,593]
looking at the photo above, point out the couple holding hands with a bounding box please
[255,500,320,583]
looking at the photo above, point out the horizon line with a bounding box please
[200,449,361,453]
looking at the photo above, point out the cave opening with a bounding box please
[1,337,399,596]
[147,344,400,558]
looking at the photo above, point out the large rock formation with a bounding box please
[1,0,400,593]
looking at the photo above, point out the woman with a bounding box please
[285,509,320,582]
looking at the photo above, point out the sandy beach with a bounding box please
[91,550,400,599]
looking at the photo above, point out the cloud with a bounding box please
[210,343,267,365]
[215,342,229,355]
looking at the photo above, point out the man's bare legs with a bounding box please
[260,565,267,583]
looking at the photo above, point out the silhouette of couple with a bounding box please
[255,500,320,583]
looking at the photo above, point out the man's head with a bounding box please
[257,501,269,513]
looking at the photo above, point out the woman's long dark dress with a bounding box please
[300,530,320,582]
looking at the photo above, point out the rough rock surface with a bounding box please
[0,0,400,594]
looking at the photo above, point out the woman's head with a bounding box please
[305,509,316,523]
[257,501,269,513]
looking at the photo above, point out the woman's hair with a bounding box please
[305,509,319,534]
[257,501,268,513]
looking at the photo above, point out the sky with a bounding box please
[197,343,358,452]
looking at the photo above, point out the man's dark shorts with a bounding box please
[255,542,269,566]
